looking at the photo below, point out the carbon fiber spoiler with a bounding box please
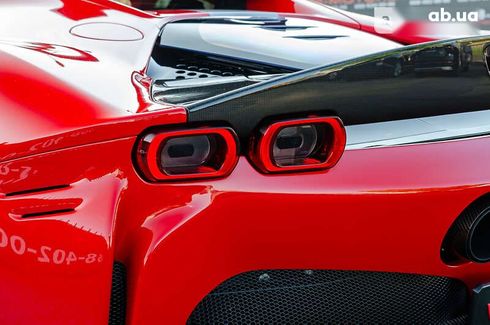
[187,36,490,138]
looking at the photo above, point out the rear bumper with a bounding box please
[122,136,490,324]
[2,135,490,324]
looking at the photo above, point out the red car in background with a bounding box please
[1,0,490,324]
[132,0,478,44]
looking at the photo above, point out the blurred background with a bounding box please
[123,0,490,31]
[322,0,490,30]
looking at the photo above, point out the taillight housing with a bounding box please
[249,117,346,173]
[136,127,239,181]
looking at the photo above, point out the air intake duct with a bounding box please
[442,197,490,264]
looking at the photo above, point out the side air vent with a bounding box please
[5,185,70,197]
[109,262,127,325]
[485,45,490,75]
[187,270,468,324]
[21,208,75,219]
[3,185,80,219]
[441,196,490,264]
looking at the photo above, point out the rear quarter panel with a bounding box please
[2,133,488,323]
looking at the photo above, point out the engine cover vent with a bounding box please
[149,47,292,82]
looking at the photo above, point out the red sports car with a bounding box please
[1,0,490,324]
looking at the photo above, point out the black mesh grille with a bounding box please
[187,270,468,324]
[151,47,293,82]
[109,262,127,325]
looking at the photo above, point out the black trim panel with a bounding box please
[188,36,490,139]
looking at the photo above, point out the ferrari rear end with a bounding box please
[1,1,490,324]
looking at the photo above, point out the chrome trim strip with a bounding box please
[345,110,490,149]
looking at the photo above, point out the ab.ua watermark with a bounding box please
[428,8,479,22]
[373,6,483,34]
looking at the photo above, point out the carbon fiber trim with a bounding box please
[187,36,490,139]
[441,195,490,264]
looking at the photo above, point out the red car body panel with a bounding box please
[0,1,192,162]
[1,1,489,324]
[2,133,490,324]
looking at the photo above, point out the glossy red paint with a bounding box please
[2,133,490,323]
[0,156,127,324]
[124,136,490,324]
[0,1,201,162]
[136,127,239,181]
[356,19,439,44]
[249,117,346,173]
[55,0,156,20]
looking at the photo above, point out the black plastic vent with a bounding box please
[441,196,490,264]
[187,270,468,324]
[4,184,70,197]
[150,47,294,82]
[109,262,127,325]
[172,61,238,80]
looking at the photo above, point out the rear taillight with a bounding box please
[249,117,346,173]
[136,127,238,181]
